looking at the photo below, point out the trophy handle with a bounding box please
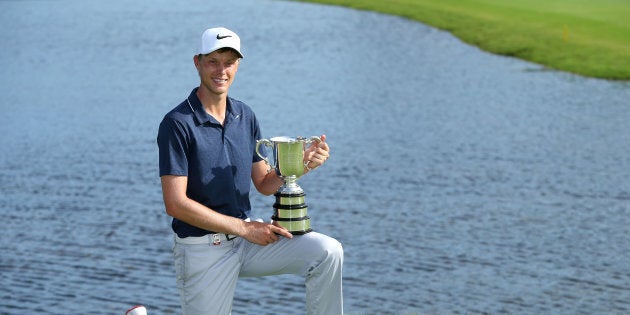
[306,136,322,145]
[255,139,274,168]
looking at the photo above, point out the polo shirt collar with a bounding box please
[188,88,236,126]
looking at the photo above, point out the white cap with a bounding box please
[198,27,243,58]
[125,305,147,315]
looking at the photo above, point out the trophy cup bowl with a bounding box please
[256,136,321,234]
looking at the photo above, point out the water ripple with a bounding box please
[2,0,630,314]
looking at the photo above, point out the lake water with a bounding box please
[1,0,629,314]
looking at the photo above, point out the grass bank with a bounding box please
[292,0,630,80]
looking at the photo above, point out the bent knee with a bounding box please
[318,234,343,264]
[328,238,343,260]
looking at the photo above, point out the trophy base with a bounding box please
[273,189,312,235]
[273,202,308,219]
[271,215,312,235]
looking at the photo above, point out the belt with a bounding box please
[174,218,256,245]
[175,233,238,245]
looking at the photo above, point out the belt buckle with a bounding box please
[211,234,221,246]
[225,234,236,241]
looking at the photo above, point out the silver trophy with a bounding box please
[255,136,321,234]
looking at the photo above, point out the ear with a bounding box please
[193,54,200,69]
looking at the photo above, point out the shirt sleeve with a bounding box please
[251,112,265,163]
[157,117,189,177]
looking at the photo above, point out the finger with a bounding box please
[317,147,329,158]
[306,143,318,155]
[320,142,329,152]
[314,150,329,163]
[318,137,329,152]
[309,156,321,167]
[272,225,293,239]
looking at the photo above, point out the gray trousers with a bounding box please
[173,232,343,315]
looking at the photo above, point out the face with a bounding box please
[194,48,240,96]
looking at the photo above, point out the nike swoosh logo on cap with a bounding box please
[216,34,232,40]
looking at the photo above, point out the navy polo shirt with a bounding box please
[157,88,264,238]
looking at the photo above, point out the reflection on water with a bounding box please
[1,0,629,314]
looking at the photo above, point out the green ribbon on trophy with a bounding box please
[255,136,321,234]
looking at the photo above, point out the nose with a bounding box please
[215,62,231,74]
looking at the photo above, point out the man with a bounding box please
[157,27,343,315]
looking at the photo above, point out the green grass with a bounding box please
[291,0,630,80]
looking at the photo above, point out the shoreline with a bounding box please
[291,0,630,81]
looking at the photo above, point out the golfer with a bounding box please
[157,27,343,315]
